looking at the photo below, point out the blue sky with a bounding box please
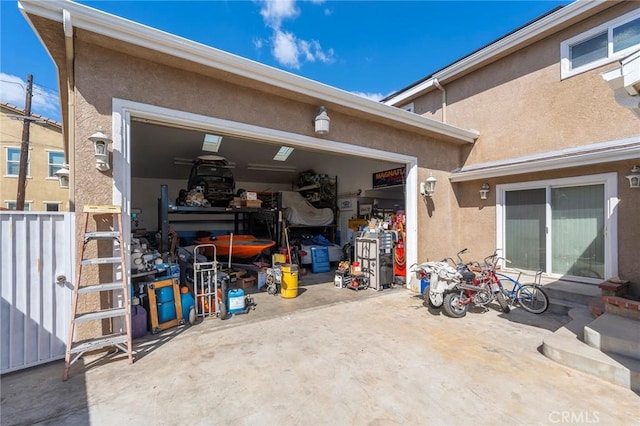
[1,0,570,122]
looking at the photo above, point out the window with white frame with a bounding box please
[6,147,21,176]
[6,201,31,211]
[48,151,65,178]
[45,202,60,212]
[561,9,640,79]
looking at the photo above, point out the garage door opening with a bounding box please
[112,99,418,331]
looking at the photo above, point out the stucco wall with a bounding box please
[408,3,640,291]
[70,37,463,285]
[414,2,639,165]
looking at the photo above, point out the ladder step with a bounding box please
[77,282,125,294]
[74,307,126,323]
[85,231,121,239]
[84,205,122,214]
[81,257,122,265]
[69,333,129,354]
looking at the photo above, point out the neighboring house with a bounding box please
[384,1,640,295]
[0,102,67,211]
[16,0,639,306]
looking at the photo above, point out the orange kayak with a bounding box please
[196,235,276,259]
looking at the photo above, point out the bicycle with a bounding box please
[494,266,549,314]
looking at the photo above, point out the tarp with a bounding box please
[280,191,334,226]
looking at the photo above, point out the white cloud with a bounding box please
[0,73,60,120]
[273,30,301,69]
[352,91,385,102]
[257,0,334,69]
[259,0,298,29]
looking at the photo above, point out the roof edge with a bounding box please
[18,0,479,144]
[384,0,608,107]
[449,137,640,182]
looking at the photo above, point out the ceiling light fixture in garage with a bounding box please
[314,106,330,135]
[247,163,297,172]
[273,146,294,161]
[202,134,223,152]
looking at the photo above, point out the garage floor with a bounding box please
[2,274,639,425]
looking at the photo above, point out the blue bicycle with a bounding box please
[494,269,549,314]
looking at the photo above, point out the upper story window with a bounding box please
[561,9,640,79]
[48,151,65,178]
[6,147,21,176]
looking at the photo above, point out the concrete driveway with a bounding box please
[1,286,638,425]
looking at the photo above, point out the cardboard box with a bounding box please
[241,191,257,200]
[242,199,262,208]
[237,276,256,289]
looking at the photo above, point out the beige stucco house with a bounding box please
[18,0,639,303]
[1,102,67,211]
[383,1,640,296]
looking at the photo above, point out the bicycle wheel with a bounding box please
[516,284,549,314]
[496,291,510,313]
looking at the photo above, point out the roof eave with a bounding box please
[449,137,640,182]
[18,0,478,144]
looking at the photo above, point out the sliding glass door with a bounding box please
[551,185,604,279]
[505,189,546,271]
[499,174,615,282]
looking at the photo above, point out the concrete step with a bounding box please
[547,298,589,315]
[543,281,600,305]
[584,313,640,360]
[542,308,640,392]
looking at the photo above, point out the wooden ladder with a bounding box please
[63,205,133,380]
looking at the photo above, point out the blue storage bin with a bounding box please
[311,246,330,273]
[157,301,176,323]
[155,286,175,303]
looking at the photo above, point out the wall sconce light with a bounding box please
[479,183,490,200]
[54,164,69,188]
[420,172,437,198]
[627,165,640,188]
[88,128,112,171]
[314,106,330,134]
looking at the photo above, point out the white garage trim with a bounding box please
[111,98,419,285]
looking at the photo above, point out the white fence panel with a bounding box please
[1,212,75,373]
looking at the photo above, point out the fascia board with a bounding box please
[449,137,640,182]
[385,0,607,106]
[383,79,434,107]
[621,50,640,95]
[18,0,478,144]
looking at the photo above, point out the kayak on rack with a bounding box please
[195,235,276,259]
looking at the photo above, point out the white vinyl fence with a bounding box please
[1,212,75,373]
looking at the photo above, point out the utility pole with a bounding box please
[16,74,33,211]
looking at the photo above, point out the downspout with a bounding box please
[433,78,447,123]
[63,9,75,211]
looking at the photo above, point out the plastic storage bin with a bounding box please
[311,246,330,273]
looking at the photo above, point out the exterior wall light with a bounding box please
[627,165,640,188]
[314,106,330,134]
[480,183,490,200]
[88,128,112,171]
[54,164,70,188]
[420,172,437,198]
